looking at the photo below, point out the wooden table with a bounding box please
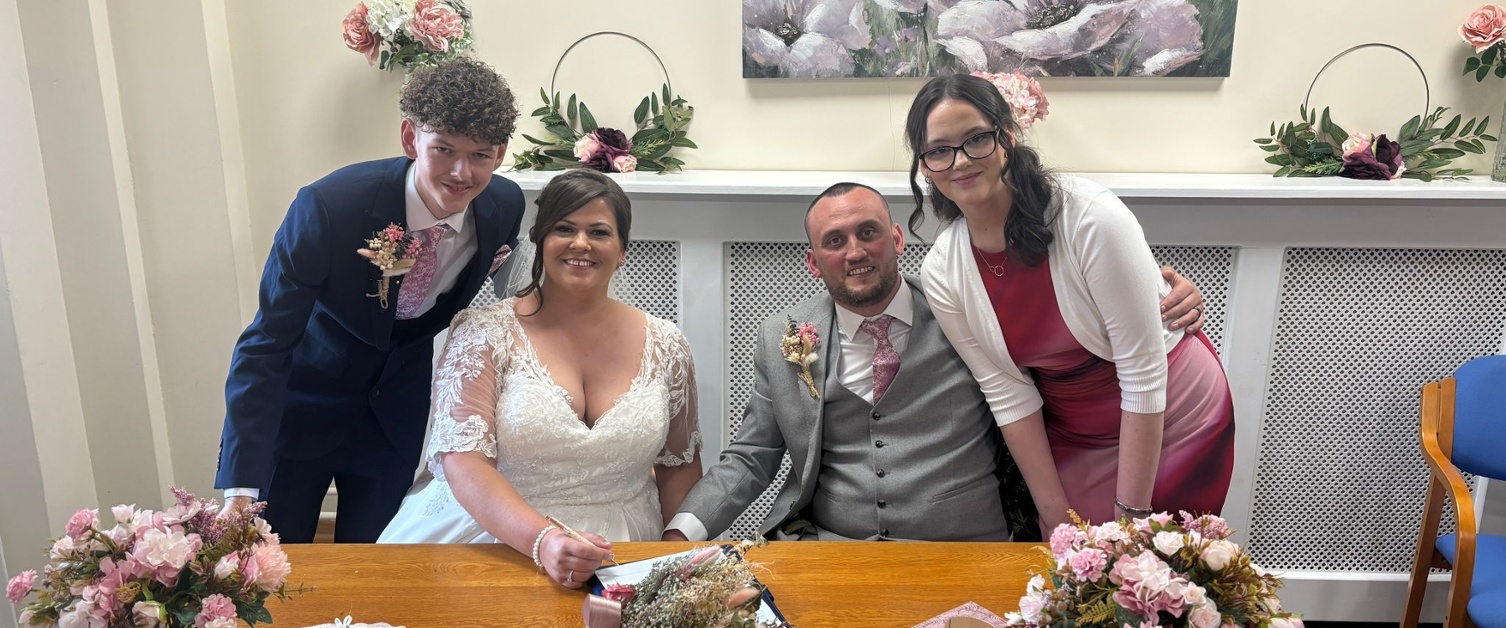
[270,542,1048,627]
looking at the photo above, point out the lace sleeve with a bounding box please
[426,306,507,481]
[653,321,702,467]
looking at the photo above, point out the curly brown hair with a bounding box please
[398,57,518,147]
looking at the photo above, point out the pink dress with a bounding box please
[973,247,1234,525]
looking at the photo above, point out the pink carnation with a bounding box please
[6,569,35,605]
[194,594,236,628]
[409,0,464,53]
[342,3,381,64]
[66,508,98,540]
[1461,4,1506,53]
[1068,548,1109,583]
[248,543,292,592]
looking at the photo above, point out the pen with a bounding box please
[546,516,618,565]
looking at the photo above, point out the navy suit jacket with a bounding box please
[216,157,525,494]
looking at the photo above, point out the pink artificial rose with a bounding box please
[574,134,604,161]
[409,0,464,53]
[249,543,292,592]
[973,71,1050,129]
[1269,618,1303,628]
[1461,5,1506,52]
[66,508,99,540]
[612,154,638,173]
[1200,539,1238,571]
[194,594,236,628]
[1188,601,1221,628]
[132,602,166,628]
[1340,132,1374,159]
[6,569,35,605]
[343,3,381,64]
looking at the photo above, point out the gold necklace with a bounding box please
[979,251,1006,277]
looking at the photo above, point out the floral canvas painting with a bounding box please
[743,0,1237,78]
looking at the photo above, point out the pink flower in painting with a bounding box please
[1461,5,1506,52]
[6,569,35,605]
[612,154,638,173]
[66,508,99,540]
[744,0,871,78]
[343,3,381,64]
[409,0,464,53]
[132,602,166,628]
[57,599,107,628]
[194,593,236,628]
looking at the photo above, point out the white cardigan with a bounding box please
[920,175,1183,427]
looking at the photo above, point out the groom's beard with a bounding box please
[826,263,900,311]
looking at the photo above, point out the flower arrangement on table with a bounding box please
[1005,511,1303,628]
[973,71,1050,129]
[5,488,299,628]
[585,541,778,628]
[511,85,696,174]
[342,0,473,72]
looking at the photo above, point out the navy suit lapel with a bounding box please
[367,157,411,349]
[456,187,503,304]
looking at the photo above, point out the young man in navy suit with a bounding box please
[215,58,526,543]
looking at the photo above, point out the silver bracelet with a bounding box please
[1114,498,1153,517]
[531,524,558,569]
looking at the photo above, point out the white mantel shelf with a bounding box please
[503,169,1506,201]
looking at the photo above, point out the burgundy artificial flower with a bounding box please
[1339,134,1404,180]
[582,128,632,173]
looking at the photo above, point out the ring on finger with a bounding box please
[566,569,575,584]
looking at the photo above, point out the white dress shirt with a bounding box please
[225,164,479,501]
[664,284,914,541]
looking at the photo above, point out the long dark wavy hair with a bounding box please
[515,168,632,315]
[904,74,1058,266]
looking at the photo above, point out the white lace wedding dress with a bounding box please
[378,298,700,544]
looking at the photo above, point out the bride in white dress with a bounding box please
[379,169,702,589]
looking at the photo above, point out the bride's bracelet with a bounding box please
[531,524,559,569]
[1114,498,1154,517]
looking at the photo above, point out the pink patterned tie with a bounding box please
[859,315,900,403]
[396,224,448,319]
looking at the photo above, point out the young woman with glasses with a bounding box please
[908,74,1235,533]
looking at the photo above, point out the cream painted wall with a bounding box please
[226,1,1504,250]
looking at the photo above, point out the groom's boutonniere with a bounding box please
[779,317,821,399]
[357,223,420,309]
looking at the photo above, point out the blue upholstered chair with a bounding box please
[1402,354,1506,628]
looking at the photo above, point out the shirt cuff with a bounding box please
[224,488,260,500]
[665,513,709,542]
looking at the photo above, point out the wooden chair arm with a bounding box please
[1419,377,1477,627]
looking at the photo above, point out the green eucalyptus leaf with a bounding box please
[1430,148,1466,159]
[1254,137,1273,145]
[1496,63,1506,79]
[1481,116,1491,133]
[1466,56,1482,72]
[1260,144,1281,152]
[540,87,550,104]
[1482,134,1498,142]
[1265,154,1293,166]
[1400,115,1421,140]
[634,97,651,126]
[671,137,698,149]
[1477,64,1491,81]
[520,133,552,146]
[1457,138,1486,154]
[567,94,578,125]
[1485,44,1499,65]
[1442,114,1462,139]
[530,106,551,117]
[1273,165,1292,177]
[542,149,577,160]
[579,102,598,133]
[1461,118,1478,137]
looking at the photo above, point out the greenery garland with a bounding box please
[1255,104,1495,181]
[512,84,695,174]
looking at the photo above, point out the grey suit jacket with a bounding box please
[680,277,1032,539]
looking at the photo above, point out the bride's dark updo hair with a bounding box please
[515,168,632,313]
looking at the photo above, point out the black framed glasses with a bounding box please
[919,129,1000,172]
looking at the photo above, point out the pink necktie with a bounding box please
[859,315,899,403]
[396,224,448,319]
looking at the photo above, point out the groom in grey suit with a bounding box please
[665,182,1205,543]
